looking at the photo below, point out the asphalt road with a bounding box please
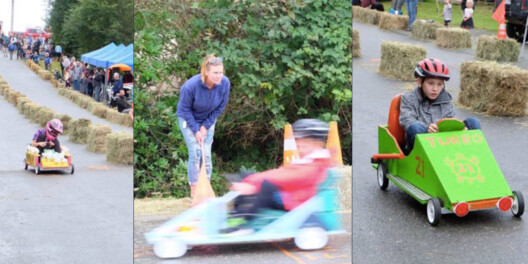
[134,212,351,264]
[0,56,133,264]
[353,22,528,263]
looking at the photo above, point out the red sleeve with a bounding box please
[242,159,329,192]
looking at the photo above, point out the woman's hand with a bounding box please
[428,124,439,133]
[230,182,257,195]
[200,126,207,138]
[195,131,204,145]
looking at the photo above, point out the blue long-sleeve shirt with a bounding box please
[176,74,230,133]
[112,78,123,95]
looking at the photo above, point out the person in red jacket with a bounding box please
[225,119,334,235]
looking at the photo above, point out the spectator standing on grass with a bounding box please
[406,0,418,31]
[44,53,51,70]
[390,0,406,15]
[443,0,452,27]
[461,0,474,29]
[61,55,69,77]
[86,68,94,97]
[32,51,39,64]
[72,61,82,92]
[93,68,103,102]
[55,45,62,62]
[112,72,123,96]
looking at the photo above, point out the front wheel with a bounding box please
[512,191,524,217]
[377,162,389,190]
[35,166,40,175]
[70,164,75,174]
[24,159,28,170]
[294,227,328,250]
[427,198,441,226]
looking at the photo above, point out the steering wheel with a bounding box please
[436,118,465,132]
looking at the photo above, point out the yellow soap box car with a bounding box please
[24,146,74,175]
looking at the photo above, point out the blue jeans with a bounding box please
[93,85,101,102]
[178,117,215,185]
[406,0,418,30]
[73,79,80,91]
[405,117,481,154]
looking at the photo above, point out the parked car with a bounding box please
[23,28,52,40]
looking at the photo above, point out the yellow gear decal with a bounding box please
[444,153,484,183]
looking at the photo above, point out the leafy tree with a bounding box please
[47,0,133,56]
[134,0,351,198]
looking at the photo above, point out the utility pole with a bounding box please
[10,0,14,32]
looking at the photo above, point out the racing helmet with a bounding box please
[292,119,329,140]
[414,58,450,81]
[46,119,63,141]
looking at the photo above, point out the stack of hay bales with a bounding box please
[475,35,520,62]
[7,90,24,106]
[29,104,44,123]
[58,82,66,89]
[50,78,58,87]
[411,20,442,40]
[353,6,362,20]
[458,61,528,116]
[106,132,133,165]
[436,28,472,49]
[23,102,39,118]
[379,13,408,30]
[69,118,93,144]
[53,114,73,135]
[87,124,113,153]
[88,102,108,118]
[353,29,361,58]
[379,41,427,81]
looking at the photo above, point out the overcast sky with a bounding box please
[0,0,48,33]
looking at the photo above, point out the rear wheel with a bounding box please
[35,166,40,175]
[512,191,525,217]
[427,198,441,226]
[70,164,75,174]
[24,159,28,170]
[377,162,389,190]
[153,239,187,259]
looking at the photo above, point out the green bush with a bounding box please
[134,0,352,198]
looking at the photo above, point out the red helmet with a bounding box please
[46,119,63,141]
[414,58,450,81]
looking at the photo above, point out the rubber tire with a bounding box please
[506,22,525,42]
[427,198,441,226]
[377,162,389,190]
[294,227,328,250]
[153,239,187,259]
[70,164,75,174]
[24,159,28,170]
[35,166,40,175]
[512,190,525,217]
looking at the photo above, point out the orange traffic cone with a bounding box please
[191,146,215,207]
[283,124,299,166]
[498,23,507,39]
[326,121,343,166]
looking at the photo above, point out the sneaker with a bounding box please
[220,226,255,237]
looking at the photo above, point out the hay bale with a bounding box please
[8,91,24,106]
[16,97,31,112]
[379,41,427,81]
[53,114,73,135]
[0,84,11,95]
[79,96,94,109]
[436,28,472,49]
[379,13,408,31]
[411,20,442,40]
[458,61,528,116]
[352,6,362,20]
[356,7,381,25]
[37,107,56,127]
[105,132,133,165]
[353,29,361,58]
[58,82,66,89]
[29,104,44,122]
[50,78,58,87]
[88,102,108,118]
[39,70,51,80]
[106,109,132,127]
[23,102,38,118]
[70,118,93,144]
[87,124,113,153]
[475,35,520,62]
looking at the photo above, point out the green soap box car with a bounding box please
[371,94,524,226]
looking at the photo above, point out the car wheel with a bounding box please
[294,227,328,250]
[377,162,389,190]
[427,198,441,226]
[35,166,40,175]
[153,239,187,259]
[24,159,28,170]
[512,190,524,217]
[70,164,75,174]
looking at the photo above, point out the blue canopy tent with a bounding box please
[104,44,133,70]
[81,43,117,66]
[81,43,131,69]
